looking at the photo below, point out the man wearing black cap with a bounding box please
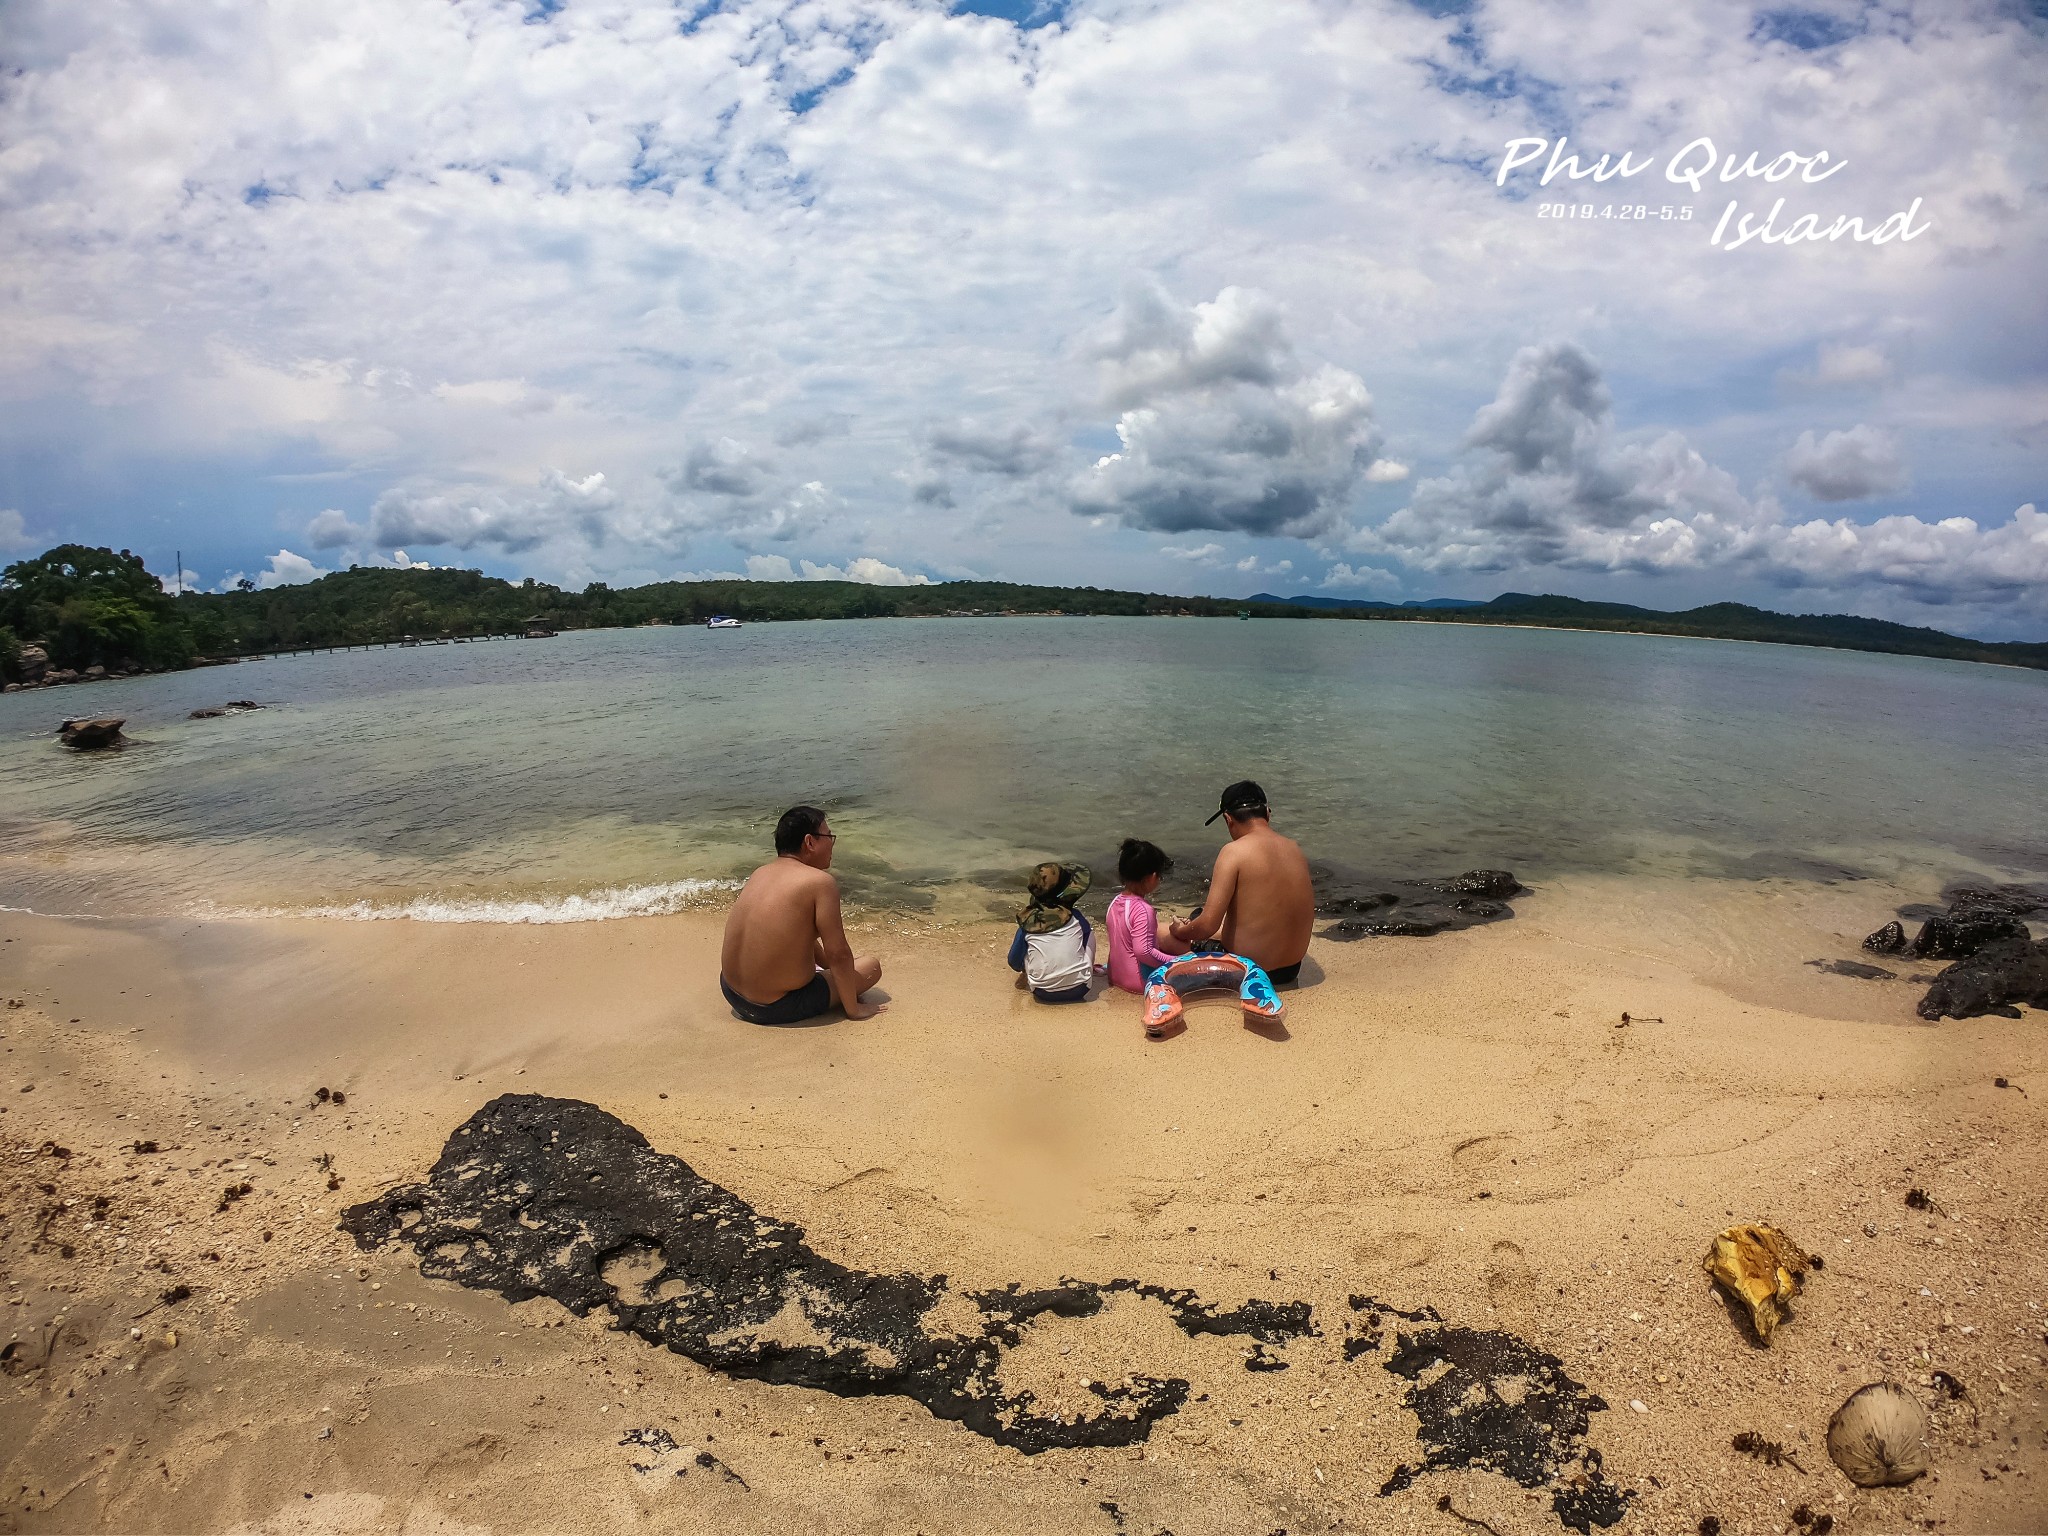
[1168,780,1313,985]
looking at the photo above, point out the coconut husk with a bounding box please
[1702,1223,1813,1344]
[1826,1381,1931,1486]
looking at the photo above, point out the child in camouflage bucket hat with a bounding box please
[1006,861,1095,1004]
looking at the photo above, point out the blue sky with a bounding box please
[1,0,2043,634]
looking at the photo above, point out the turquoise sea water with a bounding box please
[1,618,2044,921]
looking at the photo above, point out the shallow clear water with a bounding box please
[2,618,2044,920]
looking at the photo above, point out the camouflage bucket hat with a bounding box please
[1017,861,1092,934]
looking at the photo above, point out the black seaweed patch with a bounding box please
[1375,1322,1630,1532]
[340,1095,1308,1454]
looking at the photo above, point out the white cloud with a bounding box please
[303,507,368,549]
[0,508,31,553]
[1161,542,1226,563]
[1361,344,2047,622]
[801,556,930,585]
[1073,284,1384,539]
[742,551,929,584]
[1783,424,1910,502]
[1321,562,1402,596]
[369,470,618,553]
[1802,344,1894,389]
[927,421,1057,478]
[1364,460,1411,483]
[0,0,2040,629]
[217,548,329,590]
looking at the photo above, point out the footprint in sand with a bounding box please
[1351,1230,1436,1273]
[1484,1238,1540,1310]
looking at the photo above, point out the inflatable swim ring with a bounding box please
[1141,952,1285,1039]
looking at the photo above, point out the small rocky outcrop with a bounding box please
[1858,884,2048,1020]
[189,700,262,719]
[1918,937,2048,1022]
[57,716,126,750]
[1317,870,1526,940]
[18,644,49,682]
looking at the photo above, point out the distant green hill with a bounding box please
[4,548,2043,680]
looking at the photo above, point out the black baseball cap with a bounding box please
[1205,779,1269,825]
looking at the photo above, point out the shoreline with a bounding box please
[2,880,2043,1533]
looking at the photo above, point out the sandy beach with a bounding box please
[2,875,2043,1535]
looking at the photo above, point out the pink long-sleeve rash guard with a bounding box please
[1107,890,1179,993]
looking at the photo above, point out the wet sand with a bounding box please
[1,876,2044,1534]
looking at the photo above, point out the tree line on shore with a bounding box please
[2,543,2043,684]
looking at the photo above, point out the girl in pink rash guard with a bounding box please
[1107,838,1180,994]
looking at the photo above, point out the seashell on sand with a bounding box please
[1826,1381,1931,1487]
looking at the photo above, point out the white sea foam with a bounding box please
[219,878,741,925]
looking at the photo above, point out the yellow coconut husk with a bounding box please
[1703,1223,1813,1344]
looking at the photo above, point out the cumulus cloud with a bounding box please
[675,440,772,499]
[1073,284,1383,540]
[1161,542,1226,564]
[1320,562,1403,596]
[0,508,31,552]
[927,421,1058,478]
[303,508,368,549]
[1363,344,2046,620]
[0,0,2041,628]
[742,552,929,584]
[1235,555,1293,575]
[1783,425,1911,502]
[1369,342,1765,575]
[217,548,329,590]
[369,470,618,553]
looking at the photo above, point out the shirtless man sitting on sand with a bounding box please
[720,805,885,1025]
[1167,780,1314,986]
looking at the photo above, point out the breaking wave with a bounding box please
[221,878,741,925]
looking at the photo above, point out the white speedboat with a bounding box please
[706,615,743,629]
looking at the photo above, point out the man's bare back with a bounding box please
[1169,783,1313,977]
[720,808,883,1023]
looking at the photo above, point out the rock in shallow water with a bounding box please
[1859,884,2048,1021]
[1316,870,1527,941]
[56,716,125,750]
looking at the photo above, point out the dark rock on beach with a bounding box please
[56,716,126,750]
[341,1094,1313,1455]
[1317,870,1526,941]
[1858,884,2048,1020]
[1917,937,2048,1022]
[1909,906,2031,961]
[190,700,263,719]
